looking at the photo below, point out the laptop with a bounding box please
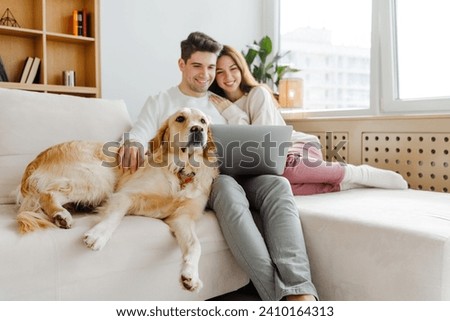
[210,124,293,176]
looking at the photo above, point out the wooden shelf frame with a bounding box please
[0,0,100,97]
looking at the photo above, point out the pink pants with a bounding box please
[282,143,345,195]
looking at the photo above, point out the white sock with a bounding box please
[339,181,363,191]
[340,164,408,190]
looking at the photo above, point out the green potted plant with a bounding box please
[243,35,300,90]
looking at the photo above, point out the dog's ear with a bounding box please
[149,119,170,156]
[203,126,217,161]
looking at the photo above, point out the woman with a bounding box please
[209,45,408,195]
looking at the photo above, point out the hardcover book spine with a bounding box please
[25,57,41,84]
[77,11,83,36]
[19,57,34,83]
[0,56,8,82]
[72,10,78,36]
[82,8,87,37]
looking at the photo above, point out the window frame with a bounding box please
[271,0,450,117]
[379,0,450,114]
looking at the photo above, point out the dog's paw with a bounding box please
[53,210,73,229]
[83,225,111,251]
[181,274,203,292]
[180,264,203,292]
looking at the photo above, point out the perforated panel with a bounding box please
[312,132,349,163]
[362,133,450,193]
[307,132,326,155]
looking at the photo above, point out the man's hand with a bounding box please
[118,145,143,173]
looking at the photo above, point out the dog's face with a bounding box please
[168,108,209,150]
[149,108,215,157]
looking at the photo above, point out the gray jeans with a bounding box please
[208,174,318,300]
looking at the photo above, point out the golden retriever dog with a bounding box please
[17,108,218,292]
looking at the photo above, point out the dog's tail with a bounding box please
[17,211,56,234]
[16,194,56,234]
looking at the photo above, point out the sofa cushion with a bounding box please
[0,204,248,300]
[0,88,132,204]
[295,188,450,300]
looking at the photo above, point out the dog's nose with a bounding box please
[190,126,202,132]
[189,125,204,145]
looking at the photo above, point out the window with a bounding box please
[396,0,450,99]
[279,0,372,112]
[276,0,450,115]
[380,0,450,113]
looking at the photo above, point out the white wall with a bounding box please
[100,0,266,121]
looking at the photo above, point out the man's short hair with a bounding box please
[180,32,223,62]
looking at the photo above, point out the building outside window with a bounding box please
[277,0,450,115]
[279,0,372,111]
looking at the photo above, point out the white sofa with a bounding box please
[295,188,450,300]
[1,88,449,301]
[284,115,450,300]
[0,88,248,300]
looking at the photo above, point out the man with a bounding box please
[121,32,247,164]
[121,31,317,301]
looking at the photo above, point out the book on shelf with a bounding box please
[82,8,87,37]
[77,10,83,36]
[72,10,77,36]
[19,57,34,83]
[25,57,40,84]
[0,56,8,82]
[72,9,88,37]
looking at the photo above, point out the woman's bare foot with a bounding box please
[286,294,316,301]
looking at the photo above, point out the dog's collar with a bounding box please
[177,169,195,189]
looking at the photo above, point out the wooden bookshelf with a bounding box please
[0,0,100,97]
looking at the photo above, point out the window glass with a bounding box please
[395,0,450,100]
[279,0,372,110]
